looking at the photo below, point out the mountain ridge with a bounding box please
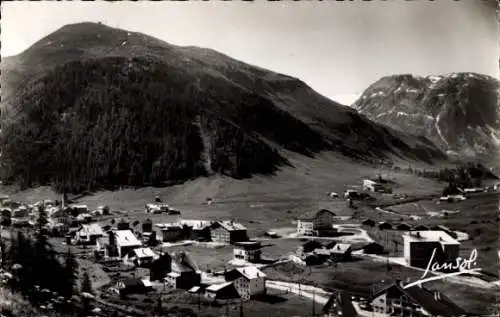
[353,72,499,170]
[0,22,446,193]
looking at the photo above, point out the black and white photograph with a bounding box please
[0,1,499,316]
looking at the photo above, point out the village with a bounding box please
[1,175,499,317]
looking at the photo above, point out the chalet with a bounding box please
[164,251,201,289]
[117,278,153,297]
[145,203,170,214]
[1,208,11,225]
[357,242,385,255]
[97,205,110,215]
[412,224,430,231]
[205,282,239,300]
[141,219,153,233]
[330,243,352,261]
[69,205,89,216]
[180,220,213,241]
[233,241,261,263]
[108,230,142,258]
[157,223,183,242]
[149,253,172,281]
[371,281,467,317]
[378,221,392,230]
[296,218,314,236]
[224,266,266,301]
[210,220,248,244]
[297,209,336,236]
[297,240,324,255]
[75,224,104,245]
[123,247,158,267]
[76,213,93,223]
[11,207,31,227]
[117,219,130,231]
[322,292,359,317]
[403,231,460,271]
[361,219,376,227]
[363,179,385,192]
[396,223,411,231]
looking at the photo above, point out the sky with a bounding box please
[1,1,498,104]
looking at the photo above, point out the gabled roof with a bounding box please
[206,281,234,292]
[78,224,104,236]
[322,292,358,317]
[113,230,142,247]
[213,220,246,231]
[301,240,324,249]
[235,266,266,280]
[132,247,156,259]
[373,282,467,317]
[299,209,336,221]
[330,243,352,254]
[171,251,199,273]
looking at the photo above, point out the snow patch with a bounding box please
[428,75,442,83]
[435,113,449,146]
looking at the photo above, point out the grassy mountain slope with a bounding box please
[1,22,445,193]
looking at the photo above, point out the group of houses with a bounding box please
[361,218,452,233]
[153,219,249,244]
[297,209,337,236]
[322,280,467,317]
[116,248,268,302]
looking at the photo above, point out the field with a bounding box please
[355,192,500,275]
[1,153,498,316]
[101,287,320,317]
[262,258,499,316]
[1,152,445,238]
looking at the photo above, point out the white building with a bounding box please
[109,230,143,258]
[75,224,104,244]
[233,241,261,263]
[403,230,460,270]
[296,209,336,236]
[123,247,158,267]
[224,266,266,301]
[363,179,385,192]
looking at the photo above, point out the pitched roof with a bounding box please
[132,247,156,258]
[403,230,459,245]
[235,266,266,280]
[299,209,336,221]
[374,282,467,317]
[330,243,352,254]
[171,251,199,273]
[78,224,104,236]
[113,230,142,247]
[214,220,246,231]
[322,292,358,317]
[206,281,234,292]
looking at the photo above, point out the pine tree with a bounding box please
[81,271,93,316]
[63,248,79,298]
[81,270,93,294]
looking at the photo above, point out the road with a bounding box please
[265,280,331,305]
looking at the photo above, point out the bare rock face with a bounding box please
[353,73,500,170]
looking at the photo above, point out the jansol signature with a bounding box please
[403,248,481,289]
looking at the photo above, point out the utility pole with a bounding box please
[198,290,201,317]
[239,298,244,317]
[226,298,229,317]
[312,289,316,316]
